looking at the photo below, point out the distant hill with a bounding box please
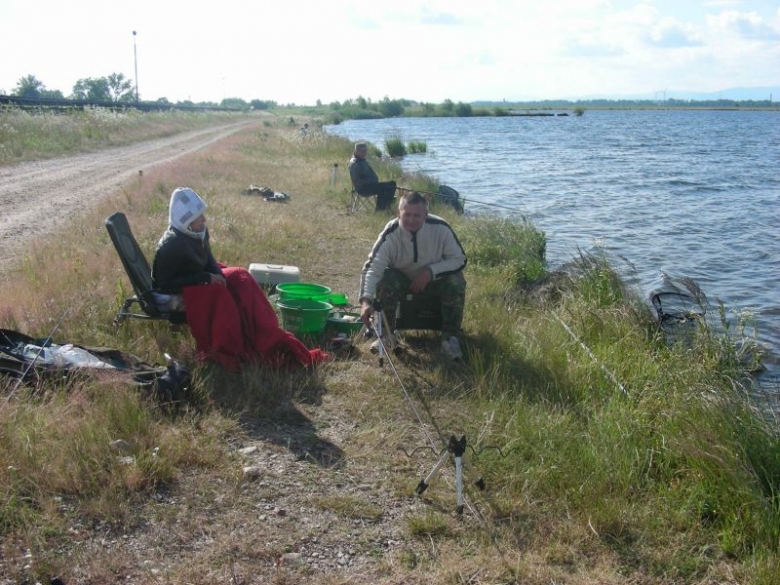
[655,86,779,101]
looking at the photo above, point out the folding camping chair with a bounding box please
[395,293,443,331]
[371,293,444,366]
[348,188,376,213]
[105,212,187,326]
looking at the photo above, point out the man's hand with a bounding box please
[210,273,227,286]
[409,268,432,293]
[360,299,375,327]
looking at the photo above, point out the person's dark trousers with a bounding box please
[358,181,397,211]
[375,268,466,337]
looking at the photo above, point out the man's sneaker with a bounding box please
[370,331,397,354]
[441,336,463,361]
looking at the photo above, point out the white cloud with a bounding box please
[708,10,780,39]
[649,18,703,47]
[703,0,747,6]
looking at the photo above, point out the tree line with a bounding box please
[4,74,277,110]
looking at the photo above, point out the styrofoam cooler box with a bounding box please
[248,263,301,286]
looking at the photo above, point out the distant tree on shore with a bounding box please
[12,75,63,100]
[71,73,134,103]
[221,97,249,109]
[14,75,44,98]
[249,99,276,110]
[454,102,473,117]
[379,97,405,117]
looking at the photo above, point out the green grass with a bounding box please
[384,134,407,157]
[406,140,427,154]
[1,115,778,583]
[313,494,383,521]
[0,106,258,165]
[406,511,452,539]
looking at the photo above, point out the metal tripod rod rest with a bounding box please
[371,299,393,366]
[416,435,468,515]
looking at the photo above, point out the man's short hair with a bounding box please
[354,142,368,154]
[399,190,428,208]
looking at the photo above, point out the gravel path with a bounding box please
[0,121,255,271]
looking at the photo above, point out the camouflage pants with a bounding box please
[376,268,466,338]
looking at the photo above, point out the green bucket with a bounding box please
[276,282,332,302]
[277,298,333,335]
[326,311,363,335]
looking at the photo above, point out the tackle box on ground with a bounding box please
[248,263,300,286]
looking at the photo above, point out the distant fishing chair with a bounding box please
[348,187,377,213]
[105,212,187,326]
[396,185,464,214]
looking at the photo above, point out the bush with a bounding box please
[454,102,473,117]
[459,215,546,282]
[406,140,427,154]
[384,134,407,157]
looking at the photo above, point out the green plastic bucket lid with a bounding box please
[328,292,349,306]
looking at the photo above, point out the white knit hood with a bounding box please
[169,187,207,240]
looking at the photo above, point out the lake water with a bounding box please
[325,110,780,390]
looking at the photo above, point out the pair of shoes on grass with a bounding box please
[441,336,463,362]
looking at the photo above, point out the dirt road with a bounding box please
[0,120,256,270]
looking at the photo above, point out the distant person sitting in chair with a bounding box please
[348,142,396,211]
[152,187,328,370]
[359,191,467,361]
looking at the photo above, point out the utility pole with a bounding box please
[133,31,139,102]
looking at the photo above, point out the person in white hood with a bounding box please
[152,187,225,292]
[151,187,330,370]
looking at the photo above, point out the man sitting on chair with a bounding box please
[348,142,396,211]
[359,191,467,361]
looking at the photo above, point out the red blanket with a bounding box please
[181,267,329,370]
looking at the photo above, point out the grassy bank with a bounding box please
[0,106,260,165]
[1,116,778,583]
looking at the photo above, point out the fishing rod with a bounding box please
[396,186,525,214]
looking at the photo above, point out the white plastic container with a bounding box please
[248,263,301,286]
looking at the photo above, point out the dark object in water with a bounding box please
[650,276,707,348]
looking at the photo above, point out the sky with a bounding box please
[1,0,778,104]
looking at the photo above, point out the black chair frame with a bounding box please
[105,212,187,326]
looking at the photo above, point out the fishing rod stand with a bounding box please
[370,299,395,367]
[416,435,471,515]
